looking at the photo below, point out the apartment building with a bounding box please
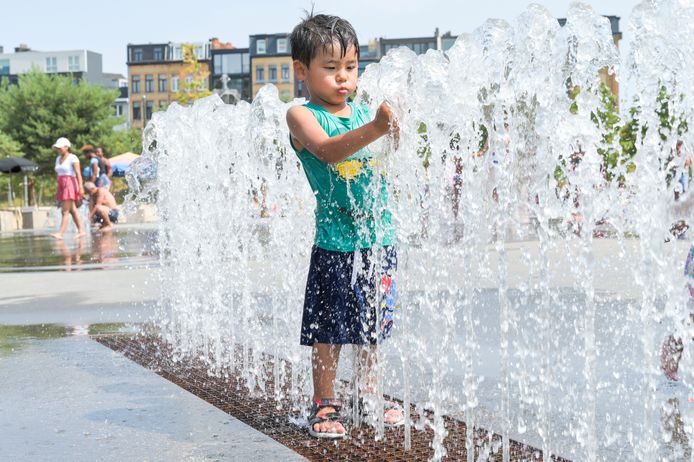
[210,47,251,102]
[0,44,104,85]
[127,42,211,129]
[103,73,129,131]
[249,33,294,101]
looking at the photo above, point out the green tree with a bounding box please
[0,130,23,157]
[619,105,640,164]
[0,70,137,171]
[655,84,688,141]
[175,44,212,105]
[98,127,142,156]
[591,83,634,181]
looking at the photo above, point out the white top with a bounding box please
[55,153,79,177]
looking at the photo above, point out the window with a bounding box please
[153,47,163,61]
[0,59,9,75]
[255,65,264,82]
[133,48,143,62]
[172,45,183,61]
[171,75,179,92]
[213,55,222,75]
[277,38,287,53]
[256,39,266,54]
[158,74,167,92]
[159,101,167,110]
[268,65,277,82]
[68,55,80,71]
[217,53,245,75]
[281,64,289,82]
[45,57,57,72]
[145,74,153,92]
[131,75,140,93]
[133,101,141,120]
[145,101,153,120]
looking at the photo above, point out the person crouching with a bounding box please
[83,181,119,232]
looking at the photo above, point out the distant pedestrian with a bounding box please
[668,141,692,200]
[95,146,113,190]
[669,141,692,237]
[81,145,100,183]
[82,144,111,190]
[50,137,86,239]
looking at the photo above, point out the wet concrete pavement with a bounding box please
[0,333,306,461]
[0,226,307,462]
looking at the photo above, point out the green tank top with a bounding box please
[291,101,395,252]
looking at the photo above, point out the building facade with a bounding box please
[103,73,129,131]
[0,45,104,85]
[249,33,295,101]
[355,29,456,79]
[357,40,380,77]
[380,31,439,57]
[210,47,251,102]
[127,42,211,129]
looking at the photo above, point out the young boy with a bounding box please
[287,14,402,438]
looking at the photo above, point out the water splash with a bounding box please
[125,2,694,460]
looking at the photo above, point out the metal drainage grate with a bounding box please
[94,334,570,462]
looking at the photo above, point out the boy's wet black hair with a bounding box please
[290,14,359,67]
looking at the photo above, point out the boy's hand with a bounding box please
[374,102,397,135]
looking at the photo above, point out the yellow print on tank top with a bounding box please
[334,158,382,181]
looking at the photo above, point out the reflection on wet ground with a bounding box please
[0,224,158,272]
[0,323,139,358]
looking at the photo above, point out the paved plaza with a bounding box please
[0,227,306,461]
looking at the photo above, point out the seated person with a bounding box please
[83,181,119,232]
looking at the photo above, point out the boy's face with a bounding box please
[294,43,358,106]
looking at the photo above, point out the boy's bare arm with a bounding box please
[88,195,96,218]
[287,102,395,164]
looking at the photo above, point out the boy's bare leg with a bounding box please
[95,205,113,231]
[355,345,402,424]
[311,343,345,434]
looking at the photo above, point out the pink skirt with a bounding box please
[56,175,80,201]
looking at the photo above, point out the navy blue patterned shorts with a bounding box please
[300,245,397,346]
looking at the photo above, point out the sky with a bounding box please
[2,0,640,76]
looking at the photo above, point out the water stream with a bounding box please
[127,1,694,460]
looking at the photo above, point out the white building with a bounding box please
[103,73,129,131]
[0,45,104,85]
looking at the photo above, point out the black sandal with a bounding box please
[307,399,348,439]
